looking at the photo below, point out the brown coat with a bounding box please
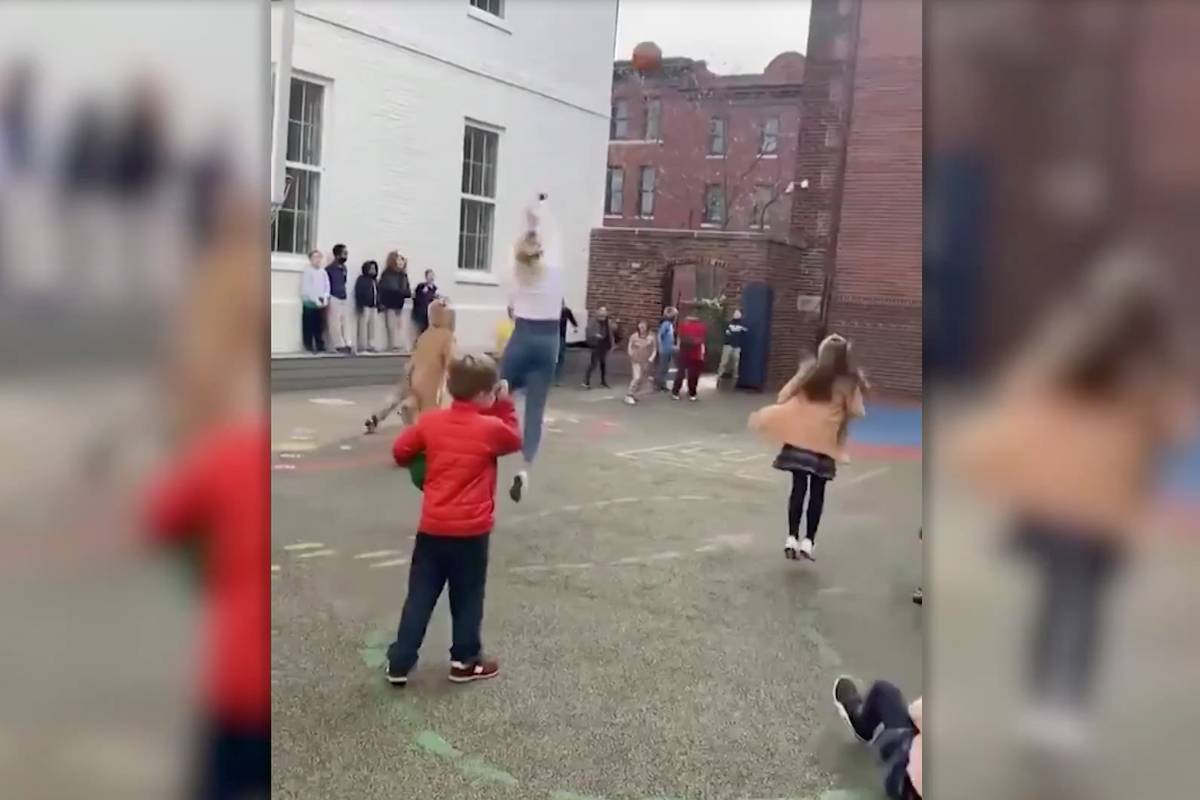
[405,301,455,420]
[947,373,1194,538]
[748,374,865,460]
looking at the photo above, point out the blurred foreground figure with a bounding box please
[142,190,268,799]
[950,248,1196,753]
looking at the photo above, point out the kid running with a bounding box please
[385,354,522,686]
[748,333,867,561]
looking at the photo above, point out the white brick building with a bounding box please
[270,0,618,353]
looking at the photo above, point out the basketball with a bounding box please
[632,41,662,73]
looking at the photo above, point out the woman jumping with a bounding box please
[499,194,564,502]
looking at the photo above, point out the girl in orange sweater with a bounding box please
[749,334,867,561]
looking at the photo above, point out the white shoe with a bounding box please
[784,536,800,559]
[624,395,636,405]
[798,538,815,560]
[688,395,698,402]
[509,470,528,503]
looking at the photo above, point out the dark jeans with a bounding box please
[584,346,608,385]
[301,306,324,353]
[1014,520,1122,708]
[555,336,568,380]
[788,471,828,541]
[846,679,916,742]
[387,533,490,675]
[671,359,701,397]
[193,718,270,800]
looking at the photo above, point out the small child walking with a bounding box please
[748,333,867,561]
[624,320,657,405]
[365,299,455,433]
[385,354,523,686]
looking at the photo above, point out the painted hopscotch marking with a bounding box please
[297,549,336,559]
[309,397,357,406]
[273,464,297,471]
[271,565,281,572]
[354,550,404,560]
[835,465,890,488]
[283,542,325,551]
[368,558,409,568]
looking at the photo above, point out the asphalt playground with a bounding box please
[270,375,923,800]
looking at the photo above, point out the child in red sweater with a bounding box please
[386,353,523,686]
[671,312,708,401]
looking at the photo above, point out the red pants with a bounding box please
[672,360,702,397]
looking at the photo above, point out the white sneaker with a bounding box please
[688,395,698,402]
[509,470,528,503]
[624,395,636,405]
[784,536,800,559]
[798,538,815,560]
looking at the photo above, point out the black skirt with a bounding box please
[772,444,837,481]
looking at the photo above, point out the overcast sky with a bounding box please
[614,0,812,75]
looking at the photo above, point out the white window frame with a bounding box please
[605,166,624,217]
[457,120,502,281]
[751,184,773,229]
[469,0,504,18]
[708,117,727,157]
[467,0,511,33]
[611,100,630,140]
[272,72,329,257]
[638,166,656,218]
[702,183,726,226]
[644,97,662,142]
[759,116,780,156]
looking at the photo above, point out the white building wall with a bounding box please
[270,0,618,354]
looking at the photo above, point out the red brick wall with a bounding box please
[791,0,922,398]
[606,61,803,233]
[586,227,823,388]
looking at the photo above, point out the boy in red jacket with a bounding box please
[386,353,523,686]
[671,311,708,401]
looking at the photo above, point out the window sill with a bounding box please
[609,139,663,145]
[705,154,725,160]
[271,253,310,272]
[467,6,512,34]
[758,153,779,159]
[699,223,723,229]
[604,214,624,219]
[634,215,654,220]
[455,270,501,286]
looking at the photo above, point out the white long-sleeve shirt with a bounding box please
[510,198,564,321]
[300,266,330,306]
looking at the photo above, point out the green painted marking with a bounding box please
[359,647,387,669]
[817,790,877,800]
[414,730,462,759]
[364,629,392,648]
[458,756,519,787]
[550,792,607,800]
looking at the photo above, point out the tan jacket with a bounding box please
[407,302,455,418]
[748,375,865,459]
[948,378,1193,537]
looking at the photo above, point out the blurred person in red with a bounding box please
[142,186,268,798]
[670,308,707,401]
[950,248,1196,752]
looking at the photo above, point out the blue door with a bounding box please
[738,282,773,390]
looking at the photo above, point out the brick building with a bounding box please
[588,0,922,398]
[604,50,805,233]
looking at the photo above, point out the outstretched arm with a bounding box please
[392,422,426,466]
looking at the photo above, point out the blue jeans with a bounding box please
[656,349,674,388]
[387,533,490,674]
[500,318,559,464]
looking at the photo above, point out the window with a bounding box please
[605,167,624,215]
[638,167,656,217]
[470,0,504,17]
[458,123,500,272]
[272,77,325,254]
[611,100,629,140]
[751,184,774,229]
[702,184,725,225]
[644,98,662,141]
[708,117,727,155]
[825,125,842,148]
[760,117,780,154]
[816,209,832,237]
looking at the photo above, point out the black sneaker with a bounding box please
[833,676,870,742]
[509,470,527,503]
[912,587,923,605]
[385,659,408,687]
[364,414,379,434]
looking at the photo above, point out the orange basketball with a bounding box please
[632,41,662,73]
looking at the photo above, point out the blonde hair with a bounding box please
[513,204,546,286]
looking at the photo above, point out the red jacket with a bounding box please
[392,397,523,535]
[143,420,269,727]
[677,317,707,364]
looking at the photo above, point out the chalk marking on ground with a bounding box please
[611,497,639,504]
[550,792,606,800]
[273,464,296,471]
[283,542,325,551]
[354,550,404,560]
[550,562,594,570]
[414,731,461,759]
[644,551,682,562]
[559,504,582,512]
[369,558,409,568]
[279,452,304,459]
[694,545,721,553]
[509,565,551,573]
[413,731,519,787]
[339,444,353,451]
[271,565,281,572]
[736,471,774,483]
[309,397,358,406]
[615,440,705,458]
[835,466,890,489]
[609,556,645,566]
[678,494,707,501]
[297,549,336,559]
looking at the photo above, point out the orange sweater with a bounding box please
[748,376,866,459]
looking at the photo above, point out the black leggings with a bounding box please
[585,347,608,385]
[788,471,828,541]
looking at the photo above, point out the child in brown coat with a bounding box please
[749,333,867,561]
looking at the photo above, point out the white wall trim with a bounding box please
[296,9,608,119]
[466,5,512,34]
